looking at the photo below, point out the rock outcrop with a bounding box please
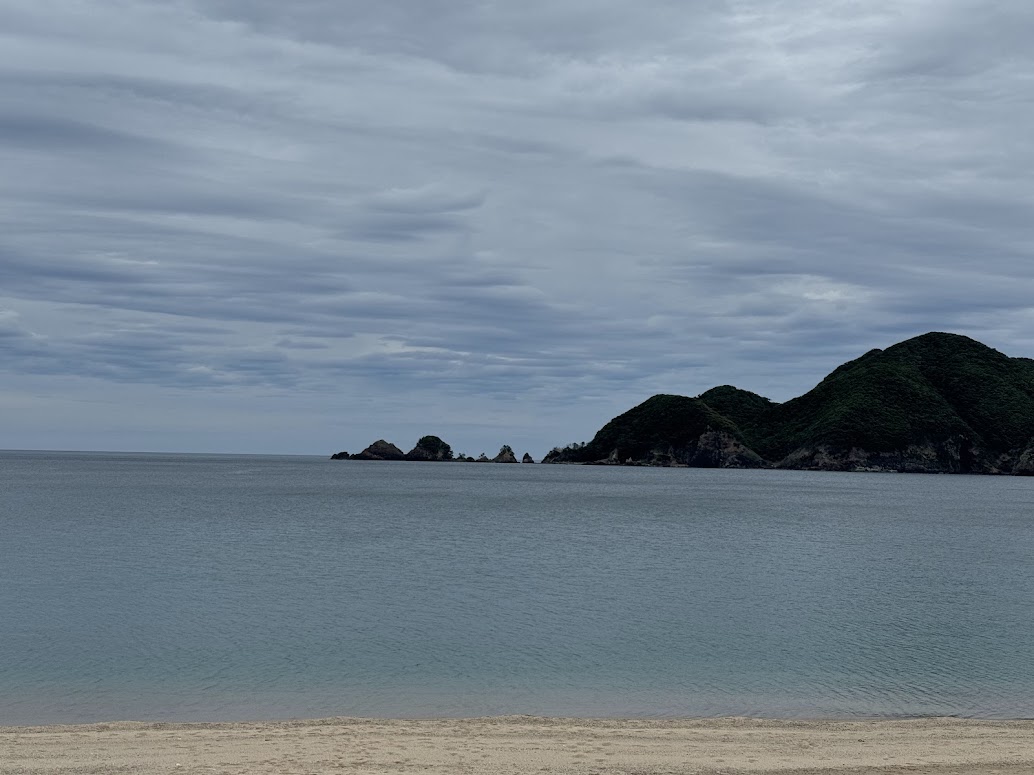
[330,451,349,460]
[404,435,454,461]
[492,445,518,463]
[522,453,535,463]
[351,440,406,461]
[1013,440,1034,476]
[776,442,978,474]
[687,430,767,468]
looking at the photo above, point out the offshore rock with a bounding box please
[492,445,518,463]
[330,451,349,460]
[351,440,406,461]
[522,453,535,463]
[404,435,454,461]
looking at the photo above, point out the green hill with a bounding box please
[748,333,1034,472]
[544,333,1034,474]
[542,394,765,467]
[697,385,774,431]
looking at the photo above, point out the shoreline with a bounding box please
[5,715,1034,774]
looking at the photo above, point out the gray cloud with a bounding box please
[0,115,173,152]
[1,0,1033,454]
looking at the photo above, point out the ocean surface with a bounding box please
[1,450,1032,725]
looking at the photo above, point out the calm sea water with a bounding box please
[1,450,1032,725]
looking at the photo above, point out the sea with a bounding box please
[1,450,1032,725]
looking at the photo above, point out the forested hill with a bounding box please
[543,333,1034,474]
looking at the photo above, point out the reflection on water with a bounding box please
[1,450,1032,724]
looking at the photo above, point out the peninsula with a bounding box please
[544,332,1034,474]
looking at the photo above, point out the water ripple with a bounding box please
[1,451,1033,723]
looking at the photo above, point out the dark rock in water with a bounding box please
[330,451,349,460]
[522,453,535,463]
[493,445,518,463]
[475,453,490,462]
[405,435,454,461]
[352,439,406,461]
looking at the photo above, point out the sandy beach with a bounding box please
[3,716,1034,774]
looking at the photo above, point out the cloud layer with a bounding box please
[2,0,1033,454]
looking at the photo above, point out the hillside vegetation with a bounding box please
[544,333,1034,474]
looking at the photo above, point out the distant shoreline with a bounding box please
[4,716,1034,774]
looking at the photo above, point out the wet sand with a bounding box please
[3,716,1034,774]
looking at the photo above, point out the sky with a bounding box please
[2,0,1033,457]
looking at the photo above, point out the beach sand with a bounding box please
[3,716,1034,774]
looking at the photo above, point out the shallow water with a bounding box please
[1,451,1032,724]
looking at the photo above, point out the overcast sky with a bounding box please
[2,0,1033,456]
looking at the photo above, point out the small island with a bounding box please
[332,438,535,464]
